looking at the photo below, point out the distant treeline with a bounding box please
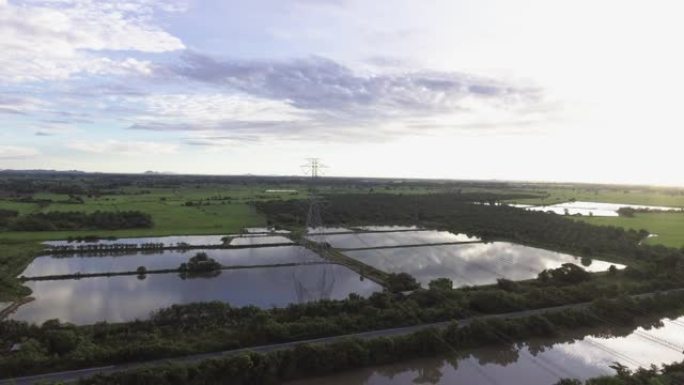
[0,171,546,197]
[3,211,153,231]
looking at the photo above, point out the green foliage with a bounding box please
[72,292,684,385]
[538,263,592,285]
[178,252,221,278]
[428,278,453,291]
[255,193,649,264]
[7,211,153,231]
[385,272,420,292]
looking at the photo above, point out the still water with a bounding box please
[21,246,322,277]
[513,201,682,217]
[11,264,382,325]
[308,227,354,234]
[44,234,228,247]
[346,242,623,287]
[243,227,290,234]
[287,316,684,385]
[228,235,293,246]
[355,226,423,231]
[308,231,480,250]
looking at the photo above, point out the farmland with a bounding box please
[1,172,684,385]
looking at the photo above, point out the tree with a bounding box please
[608,265,618,276]
[428,278,453,291]
[386,273,420,292]
[45,329,80,355]
[542,264,592,285]
[179,252,221,278]
[617,207,636,217]
[554,380,582,385]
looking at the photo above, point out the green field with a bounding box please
[575,212,684,249]
[0,186,278,299]
[508,186,684,207]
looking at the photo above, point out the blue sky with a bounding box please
[1,0,683,185]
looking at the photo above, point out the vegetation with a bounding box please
[2,173,684,382]
[4,211,153,232]
[1,263,682,378]
[61,292,684,385]
[577,212,684,248]
[179,252,221,277]
[256,193,651,265]
[385,272,420,292]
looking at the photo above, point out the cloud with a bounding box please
[67,139,178,155]
[0,0,184,82]
[122,53,551,142]
[0,94,46,114]
[126,93,318,142]
[133,93,307,126]
[0,145,39,159]
[174,53,541,117]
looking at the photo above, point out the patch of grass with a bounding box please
[509,186,684,207]
[575,212,684,249]
[0,240,44,300]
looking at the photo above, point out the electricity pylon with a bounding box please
[293,158,335,303]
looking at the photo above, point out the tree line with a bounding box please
[2,210,153,231]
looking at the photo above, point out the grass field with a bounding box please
[508,186,684,207]
[575,212,684,249]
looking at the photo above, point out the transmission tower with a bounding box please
[303,158,326,235]
[293,158,335,303]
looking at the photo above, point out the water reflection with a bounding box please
[11,264,382,325]
[287,316,684,385]
[21,246,323,277]
[243,227,290,234]
[308,231,479,249]
[355,226,422,231]
[512,201,682,217]
[228,235,293,246]
[307,227,354,234]
[43,235,228,247]
[346,242,623,287]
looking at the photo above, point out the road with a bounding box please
[3,288,683,385]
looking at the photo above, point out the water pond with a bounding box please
[21,246,321,277]
[307,227,354,234]
[287,315,684,385]
[513,201,682,217]
[228,235,293,246]
[11,264,382,325]
[307,231,479,250]
[345,242,623,287]
[354,226,423,231]
[243,227,290,234]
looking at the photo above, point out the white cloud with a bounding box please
[0,94,46,114]
[0,0,184,82]
[126,93,310,135]
[143,93,307,123]
[67,139,177,155]
[0,145,39,158]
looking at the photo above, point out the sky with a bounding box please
[1,0,683,186]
